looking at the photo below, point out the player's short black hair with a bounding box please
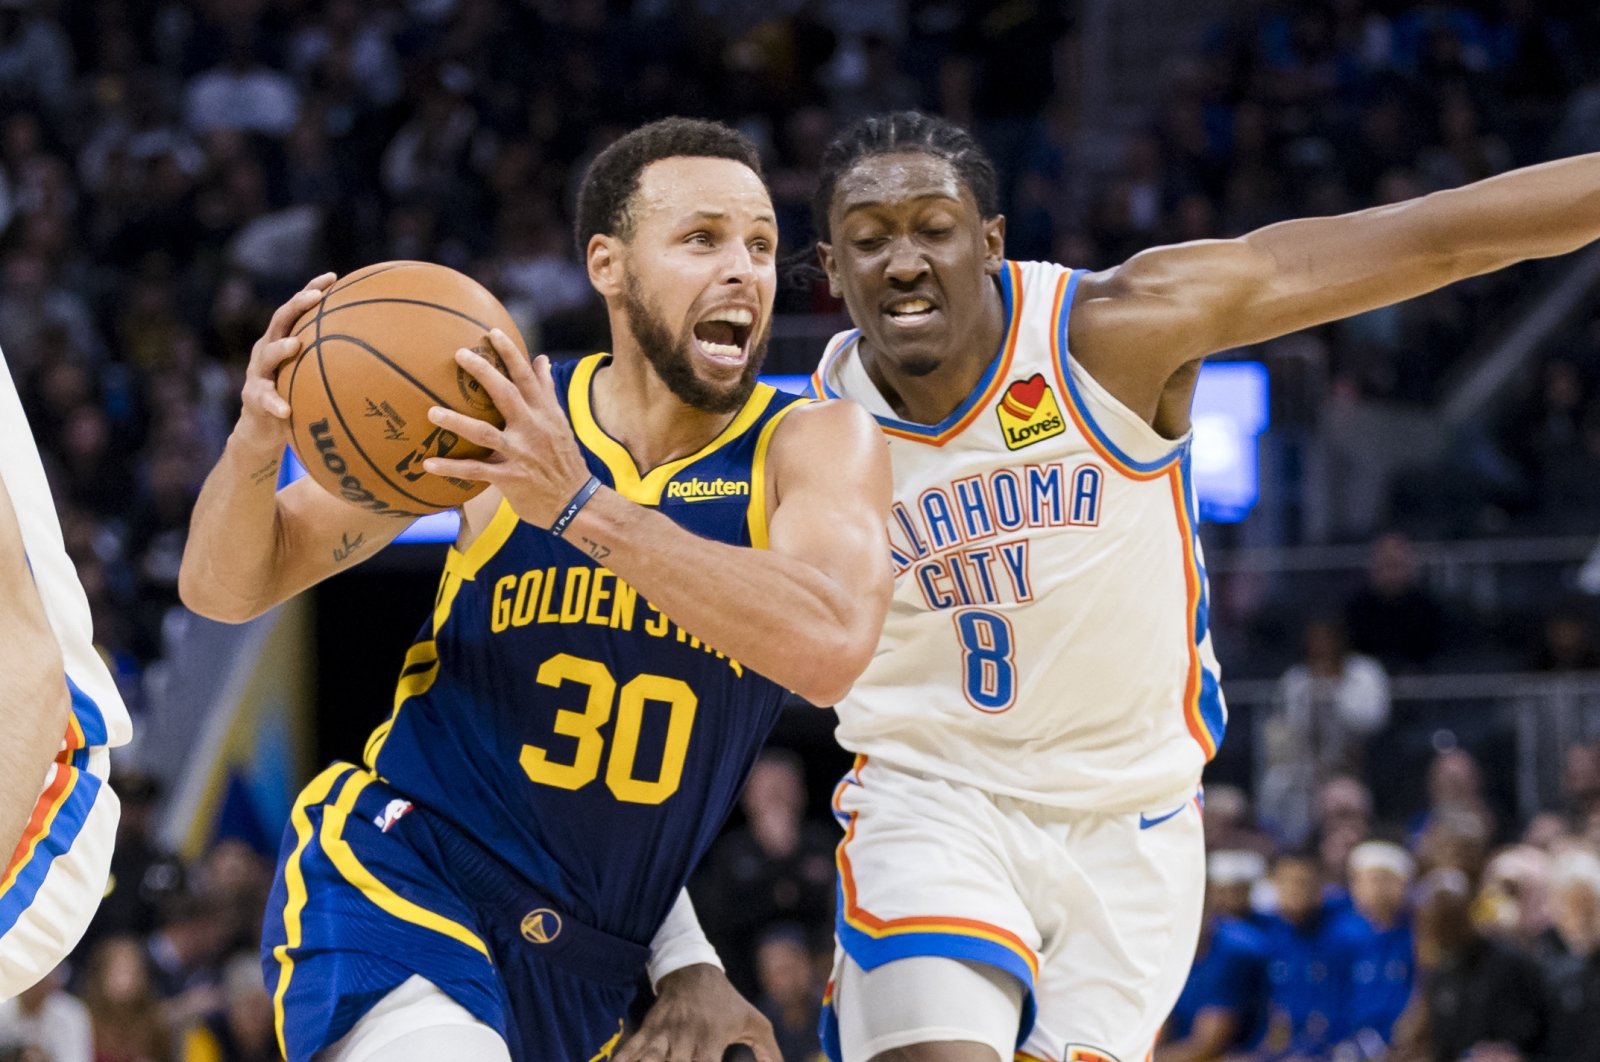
[575,117,764,253]
[812,111,999,243]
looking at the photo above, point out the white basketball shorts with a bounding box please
[821,757,1205,1062]
[0,746,119,997]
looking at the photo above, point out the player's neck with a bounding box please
[859,274,1007,425]
[589,351,740,473]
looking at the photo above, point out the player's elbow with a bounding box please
[790,631,873,707]
[177,562,262,625]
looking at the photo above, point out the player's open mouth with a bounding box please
[883,295,939,329]
[692,306,755,367]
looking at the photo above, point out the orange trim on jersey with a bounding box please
[1047,273,1175,482]
[0,739,77,890]
[1016,1052,1058,1062]
[831,755,1041,980]
[1168,470,1216,760]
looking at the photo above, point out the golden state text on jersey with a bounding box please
[364,354,807,942]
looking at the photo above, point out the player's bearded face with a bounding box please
[622,271,769,414]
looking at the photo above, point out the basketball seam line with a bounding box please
[294,296,496,340]
[314,333,440,512]
[314,333,454,410]
[291,264,409,338]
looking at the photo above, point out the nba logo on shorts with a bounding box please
[373,799,413,833]
[997,374,1066,451]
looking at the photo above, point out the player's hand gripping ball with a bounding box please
[275,261,529,517]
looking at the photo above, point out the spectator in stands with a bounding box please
[1393,867,1546,1062]
[1410,747,1497,850]
[1478,844,1554,951]
[1158,850,1269,1062]
[694,749,836,998]
[1257,851,1350,1058]
[1264,621,1389,846]
[1333,842,1416,1053]
[1344,532,1446,672]
[180,951,276,1062]
[745,924,824,1062]
[145,892,229,1032]
[1560,740,1600,829]
[79,770,185,954]
[1530,600,1600,673]
[0,963,92,1062]
[1539,847,1600,1062]
[1200,785,1275,858]
[81,936,173,1062]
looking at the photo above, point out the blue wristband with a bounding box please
[551,475,602,538]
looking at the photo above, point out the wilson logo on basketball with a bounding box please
[996,374,1066,451]
[665,477,750,501]
[307,419,417,518]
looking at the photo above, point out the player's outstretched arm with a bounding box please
[179,276,410,623]
[425,335,893,706]
[1071,152,1600,386]
[0,476,70,859]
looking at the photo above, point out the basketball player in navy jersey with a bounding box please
[180,118,892,1062]
[803,111,1600,1062]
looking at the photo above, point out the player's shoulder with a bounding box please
[769,395,877,450]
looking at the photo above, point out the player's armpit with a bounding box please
[1071,151,1600,405]
[0,477,70,858]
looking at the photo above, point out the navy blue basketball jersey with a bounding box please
[362,353,807,945]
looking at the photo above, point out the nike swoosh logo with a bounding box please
[1138,803,1188,830]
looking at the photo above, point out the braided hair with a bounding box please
[811,112,999,243]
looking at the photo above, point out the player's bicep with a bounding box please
[765,401,893,612]
[271,476,412,597]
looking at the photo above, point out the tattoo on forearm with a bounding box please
[250,459,281,486]
[333,531,365,563]
[579,536,611,562]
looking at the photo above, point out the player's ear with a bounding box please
[587,234,623,297]
[816,241,841,298]
[982,215,1006,276]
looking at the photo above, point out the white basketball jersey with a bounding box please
[813,260,1224,812]
[0,347,132,754]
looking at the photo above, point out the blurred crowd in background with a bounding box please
[2,0,1600,1059]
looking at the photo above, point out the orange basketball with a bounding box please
[276,261,528,518]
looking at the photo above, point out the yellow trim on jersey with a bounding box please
[567,354,777,505]
[444,496,520,586]
[366,499,514,769]
[364,638,440,768]
[745,398,811,549]
[272,763,356,1059]
[320,769,491,958]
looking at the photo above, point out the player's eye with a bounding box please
[851,236,886,252]
[749,237,772,255]
[923,227,953,240]
[686,231,714,247]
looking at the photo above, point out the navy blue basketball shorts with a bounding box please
[262,763,647,1062]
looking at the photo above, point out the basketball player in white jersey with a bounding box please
[803,111,1600,1062]
[0,347,132,996]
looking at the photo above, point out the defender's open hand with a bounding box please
[423,330,594,528]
